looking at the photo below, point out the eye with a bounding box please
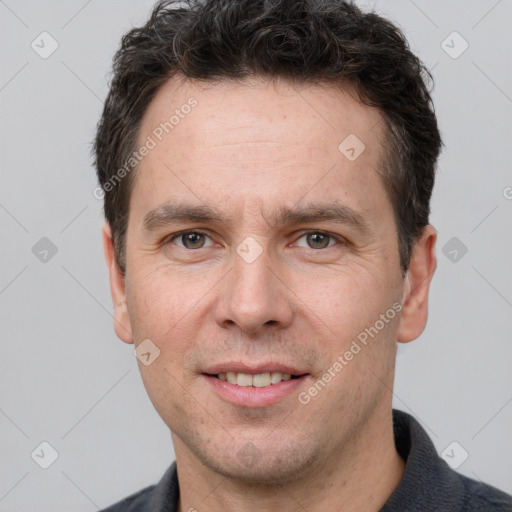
[170,231,214,249]
[295,231,340,250]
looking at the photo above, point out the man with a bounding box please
[94,0,512,510]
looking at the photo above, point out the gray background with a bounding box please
[0,1,511,510]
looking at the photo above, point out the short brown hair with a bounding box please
[94,0,442,275]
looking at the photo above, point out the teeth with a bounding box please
[270,371,283,384]
[236,373,253,386]
[216,371,294,387]
[252,373,271,387]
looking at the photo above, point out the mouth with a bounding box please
[207,371,303,388]
[201,365,310,407]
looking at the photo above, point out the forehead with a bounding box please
[131,74,389,222]
[140,75,384,152]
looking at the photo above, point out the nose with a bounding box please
[214,243,294,334]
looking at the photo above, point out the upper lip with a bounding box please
[202,361,309,376]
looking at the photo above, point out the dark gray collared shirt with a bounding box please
[101,409,512,511]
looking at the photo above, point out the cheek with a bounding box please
[125,263,216,387]
[125,263,204,338]
[295,265,392,334]
[125,268,164,338]
[296,266,402,385]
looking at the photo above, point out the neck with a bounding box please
[174,406,404,512]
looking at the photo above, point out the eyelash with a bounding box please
[165,229,346,250]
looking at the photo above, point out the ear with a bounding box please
[102,222,133,344]
[397,225,437,343]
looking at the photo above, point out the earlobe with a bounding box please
[396,225,437,344]
[102,222,134,344]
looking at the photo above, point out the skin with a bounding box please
[103,75,437,511]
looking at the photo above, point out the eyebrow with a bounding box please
[142,204,223,232]
[141,201,371,236]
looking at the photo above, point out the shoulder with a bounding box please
[99,463,179,512]
[384,410,512,512]
[459,474,512,512]
[100,485,156,512]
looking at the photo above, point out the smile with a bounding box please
[213,371,299,387]
[202,370,309,408]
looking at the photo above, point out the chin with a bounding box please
[196,439,319,486]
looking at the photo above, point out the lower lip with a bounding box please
[203,374,308,407]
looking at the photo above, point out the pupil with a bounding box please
[308,233,329,249]
[183,233,205,249]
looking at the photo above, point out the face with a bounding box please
[104,76,435,485]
